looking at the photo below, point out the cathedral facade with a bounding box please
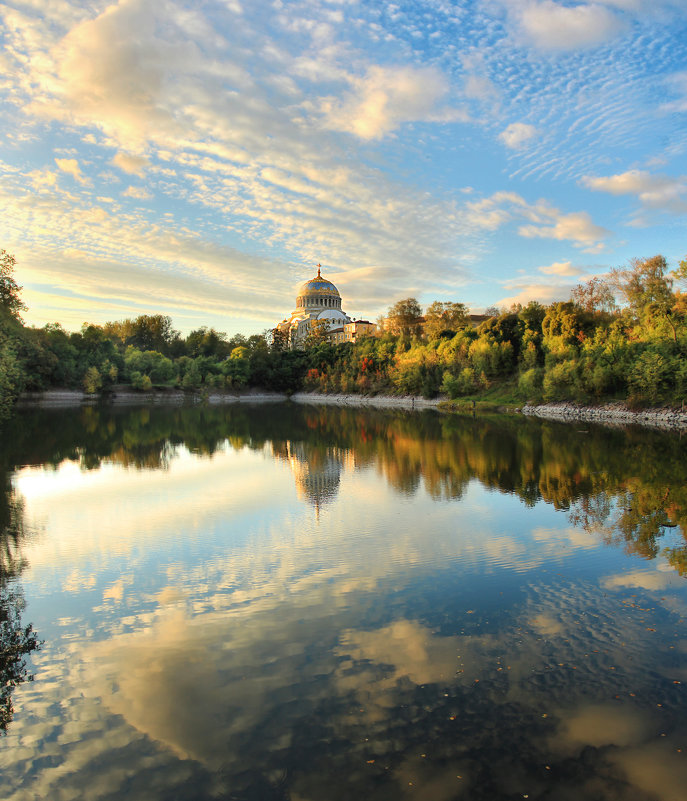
[276,266,374,347]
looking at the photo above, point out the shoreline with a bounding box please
[522,401,687,430]
[13,389,687,430]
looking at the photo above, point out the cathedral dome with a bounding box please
[295,265,343,310]
[299,265,340,298]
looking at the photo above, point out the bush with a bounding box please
[441,368,480,398]
[628,350,670,403]
[542,359,579,402]
[130,371,153,391]
[518,367,543,400]
[82,366,102,394]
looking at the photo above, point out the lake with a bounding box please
[1,402,687,800]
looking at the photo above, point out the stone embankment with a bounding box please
[289,392,442,410]
[523,402,687,430]
[16,388,287,408]
[15,389,687,430]
[16,388,442,411]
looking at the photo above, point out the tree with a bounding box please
[104,315,179,354]
[266,327,288,352]
[424,301,469,339]
[304,319,331,347]
[82,366,102,394]
[673,255,687,286]
[186,327,229,359]
[611,256,674,319]
[386,298,423,337]
[0,251,27,320]
[570,276,617,313]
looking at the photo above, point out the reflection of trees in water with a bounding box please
[0,474,40,733]
[0,584,40,732]
[7,404,687,576]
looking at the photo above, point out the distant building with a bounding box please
[276,265,376,347]
[329,319,377,344]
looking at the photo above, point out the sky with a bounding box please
[1,0,686,336]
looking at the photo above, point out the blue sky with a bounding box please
[1,0,686,335]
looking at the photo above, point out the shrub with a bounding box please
[82,366,102,394]
[518,367,543,400]
[628,350,669,403]
[542,359,579,402]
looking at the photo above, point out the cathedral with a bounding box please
[276,265,376,347]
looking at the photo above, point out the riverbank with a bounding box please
[15,387,444,411]
[522,401,687,430]
[15,387,288,408]
[13,388,687,430]
[289,392,443,409]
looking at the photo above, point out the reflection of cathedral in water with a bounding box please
[278,441,352,510]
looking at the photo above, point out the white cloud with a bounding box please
[321,65,468,140]
[519,210,610,251]
[538,260,584,277]
[497,282,575,307]
[112,152,149,177]
[464,191,609,250]
[54,157,89,184]
[662,70,687,112]
[122,185,152,200]
[582,169,687,213]
[509,1,628,51]
[500,122,538,149]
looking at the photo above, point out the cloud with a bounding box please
[582,169,687,213]
[112,152,149,176]
[662,70,687,112]
[54,157,89,184]
[321,65,468,140]
[508,1,628,51]
[538,260,584,277]
[500,122,537,149]
[494,260,590,307]
[464,191,609,250]
[122,185,152,200]
[497,282,574,308]
[519,210,610,251]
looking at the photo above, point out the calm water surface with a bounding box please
[1,403,687,800]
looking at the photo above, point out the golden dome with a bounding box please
[299,265,340,297]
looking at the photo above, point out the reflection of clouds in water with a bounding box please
[548,704,687,801]
[601,567,683,591]
[611,742,687,801]
[530,612,563,636]
[337,619,462,686]
[5,569,687,801]
[556,703,655,749]
[16,446,293,576]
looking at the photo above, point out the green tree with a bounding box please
[82,366,102,394]
[612,256,674,321]
[424,301,468,339]
[304,319,331,347]
[570,276,617,313]
[185,327,230,359]
[0,338,25,420]
[386,298,423,337]
[0,251,27,320]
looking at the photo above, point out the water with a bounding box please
[1,403,687,800]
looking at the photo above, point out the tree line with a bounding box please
[1,248,686,420]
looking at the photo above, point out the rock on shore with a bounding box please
[289,392,442,409]
[522,402,687,430]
